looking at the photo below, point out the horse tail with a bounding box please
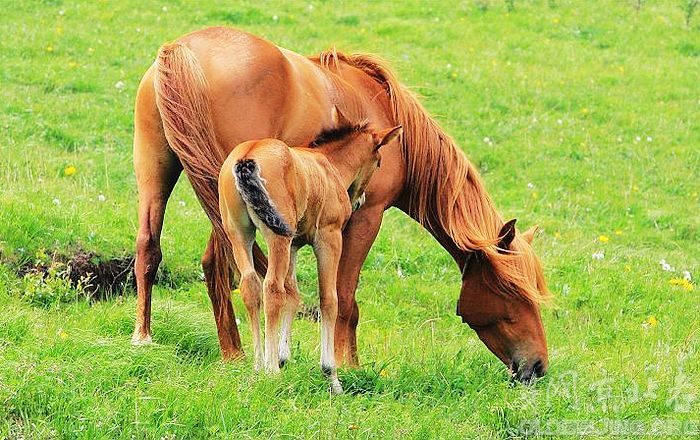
[153,43,234,293]
[233,159,293,237]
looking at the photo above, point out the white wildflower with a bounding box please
[592,251,604,260]
[114,80,125,90]
[527,182,534,189]
[682,271,692,282]
[272,15,279,21]
[161,6,168,12]
[178,200,186,207]
[52,198,61,206]
[557,119,563,125]
[97,194,106,202]
[646,136,653,142]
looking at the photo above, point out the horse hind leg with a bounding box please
[132,69,182,344]
[278,246,300,368]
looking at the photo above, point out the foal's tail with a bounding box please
[233,159,293,237]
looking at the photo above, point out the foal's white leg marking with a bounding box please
[278,247,299,367]
[314,230,344,394]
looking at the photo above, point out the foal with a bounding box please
[219,115,401,393]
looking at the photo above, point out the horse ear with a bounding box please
[373,125,403,151]
[497,218,517,250]
[522,224,539,244]
[331,105,352,127]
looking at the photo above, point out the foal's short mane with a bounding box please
[317,49,549,305]
[309,120,370,147]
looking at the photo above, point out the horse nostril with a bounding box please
[510,360,520,376]
[533,359,545,377]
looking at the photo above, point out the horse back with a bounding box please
[175,27,336,150]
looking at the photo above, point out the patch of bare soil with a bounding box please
[17,249,135,301]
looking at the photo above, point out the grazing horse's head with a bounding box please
[457,220,549,384]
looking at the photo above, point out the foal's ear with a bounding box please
[372,125,403,151]
[522,224,539,244]
[497,218,517,250]
[330,105,353,127]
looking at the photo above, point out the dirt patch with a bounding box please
[296,303,320,322]
[16,249,136,301]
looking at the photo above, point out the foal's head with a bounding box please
[312,108,402,208]
[457,220,549,384]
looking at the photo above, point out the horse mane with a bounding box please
[318,49,549,305]
[309,120,370,147]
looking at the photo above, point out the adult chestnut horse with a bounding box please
[132,27,550,382]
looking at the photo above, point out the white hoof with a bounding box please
[330,378,344,395]
[131,333,152,346]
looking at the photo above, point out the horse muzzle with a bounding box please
[510,356,547,385]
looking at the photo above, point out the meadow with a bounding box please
[1,0,699,438]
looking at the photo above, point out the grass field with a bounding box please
[1,0,699,438]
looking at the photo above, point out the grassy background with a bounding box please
[1,0,699,438]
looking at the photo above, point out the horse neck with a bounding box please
[398,117,504,269]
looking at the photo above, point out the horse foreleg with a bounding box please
[335,205,384,367]
[202,233,244,360]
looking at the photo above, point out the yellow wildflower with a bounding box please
[669,278,694,292]
[624,265,631,272]
[554,232,561,239]
[580,108,590,115]
[531,191,539,199]
[63,165,77,176]
[598,235,609,243]
[232,288,241,295]
[55,26,63,34]
[46,45,54,52]
[614,230,622,236]
[644,316,658,328]
[59,331,68,340]
[379,369,389,378]
[348,424,359,431]
[552,17,560,24]
[618,66,625,74]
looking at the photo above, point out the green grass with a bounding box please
[1,0,699,438]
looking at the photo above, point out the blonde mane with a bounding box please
[318,50,550,305]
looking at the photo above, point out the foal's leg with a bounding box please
[335,205,385,366]
[278,246,300,368]
[262,235,292,374]
[314,228,344,394]
[132,69,182,344]
[222,221,263,371]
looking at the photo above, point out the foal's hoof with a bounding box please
[330,379,344,395]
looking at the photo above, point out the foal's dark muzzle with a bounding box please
[511,357,547,384]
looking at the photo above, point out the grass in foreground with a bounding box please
[1,1,699,438]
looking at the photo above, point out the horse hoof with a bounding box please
[330,380,344,395]
[131,333,152,345]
